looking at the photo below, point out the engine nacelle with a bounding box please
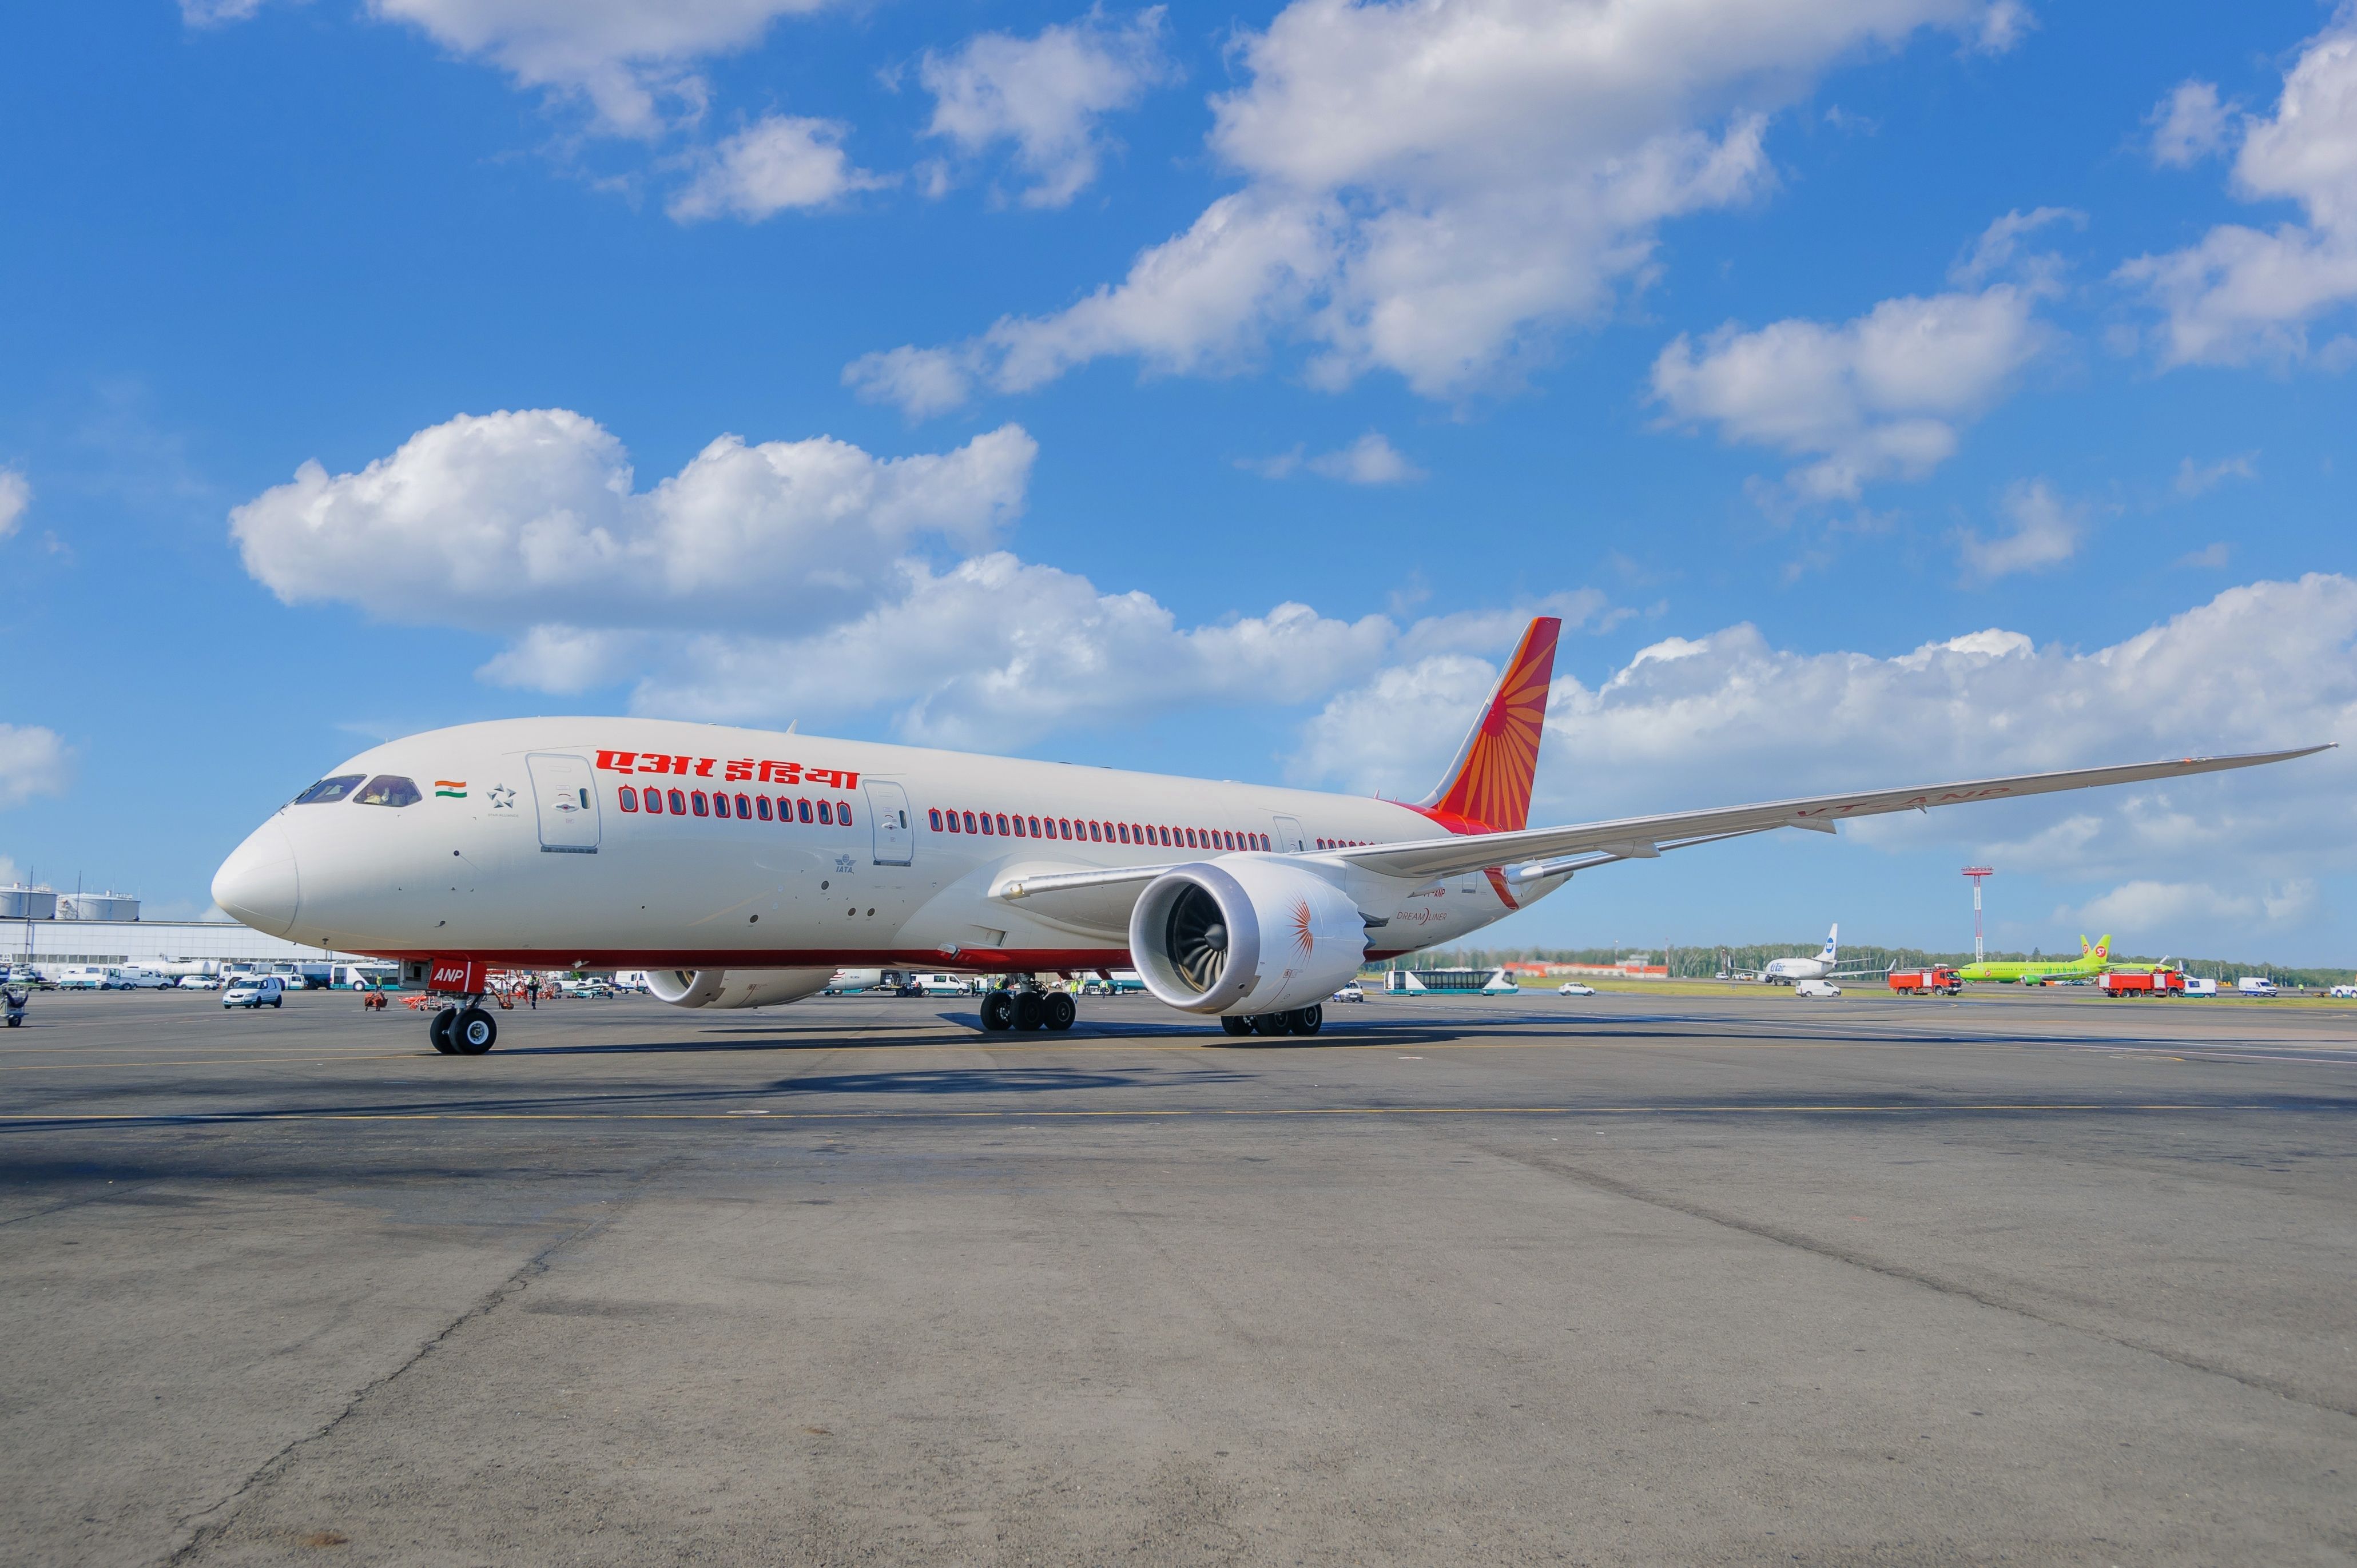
[1129,859,1366,1016]
[646,967,836,1009]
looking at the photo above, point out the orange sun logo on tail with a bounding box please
[1414,616,1561,835]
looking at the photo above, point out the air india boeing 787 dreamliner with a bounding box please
[209,618,2326,1054]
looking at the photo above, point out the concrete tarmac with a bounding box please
[2,985,2354,1566]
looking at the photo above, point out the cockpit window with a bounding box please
[293,774,365,805]
[353,775,422,807]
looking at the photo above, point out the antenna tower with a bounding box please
[1962,867,1995,964]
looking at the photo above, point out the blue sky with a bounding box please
[3,0,2353,962]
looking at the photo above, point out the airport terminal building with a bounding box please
[5,885,359,973]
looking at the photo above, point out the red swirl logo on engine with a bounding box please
[1291,898,1315,961]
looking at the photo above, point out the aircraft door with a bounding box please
[865,779,913,865]
[1271,814,1307,853]
[526,753,601,854]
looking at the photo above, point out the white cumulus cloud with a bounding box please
[1954,479,2088,580]
[0,725,72,810]
[230,410,1037,639]
[2149,79,2232,168]
[1651,280,2048,501]
[921,7,1176,209]
[0,469,28,540]
[1243,431,1425,484]
[850,0,2019,415]
[1291,575,2357,879]
[668,115,884,221]
[2119,13,2357,367]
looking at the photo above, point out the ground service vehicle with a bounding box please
[224,976,285,1009]
[1331,982,1365,1002]
[1887,966,1962,995]
[2330,985,2356,999]
[2236,977,2279,996]
[907,973,972,997]
[2099,970,2187,997]
[1556,981,1596,996]
[1794,978,1842,998]
[206,611,2327,1053]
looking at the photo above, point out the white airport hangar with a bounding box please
[3,885,365,974]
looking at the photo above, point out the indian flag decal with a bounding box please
[435,780,467,798]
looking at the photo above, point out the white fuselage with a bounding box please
[212,719,1560,973]
[1762,954,1835,982]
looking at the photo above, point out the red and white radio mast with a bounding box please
[1962,866,1995,964]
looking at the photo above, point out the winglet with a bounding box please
[1415,616,1561,833]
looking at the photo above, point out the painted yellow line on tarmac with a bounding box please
[0,1101,2279,1127]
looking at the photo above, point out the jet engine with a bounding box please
[646,968,836,1010]
[1128,859,1366,1016]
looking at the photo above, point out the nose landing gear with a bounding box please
[429,999,499,1054]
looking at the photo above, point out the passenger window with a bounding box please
[993,813,1006,835]
[353,775,422,807]
[669,789,686,814]
[643,788,662,814]
[734,793,751,818]
[757,796,773,821]
[293,774,364,805]
[1011,817,1026,837]
[798,798,813,822]
[618,786,638,811]
[816,801,830,825]
[980,812,994,835]
[1116,823,1129,843]
[691,791,709,817]
[930,809,944,831]
[840,802,853,827]
[964,811,979,834]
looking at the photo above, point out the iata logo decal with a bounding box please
[1291,898,1315,960]
[596,749,858,790]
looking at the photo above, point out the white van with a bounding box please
[2235,977,2279,996]
[907,973,973,997]
[117,965,170,990]
[1794,978,1842,998]
[2182,977,2219,997]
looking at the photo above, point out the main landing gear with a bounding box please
[1220,1005,1322,1038]
[979,984,1076,1033]
[430,998,499,1055]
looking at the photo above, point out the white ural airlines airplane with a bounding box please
[210,618,2325,1055]
[1762,925,1848,985]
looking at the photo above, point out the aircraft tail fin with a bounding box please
[1823,923,1839,960]
[2093,934,2111,961]
[1416,616,1561,833]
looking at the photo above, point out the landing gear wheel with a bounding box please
[430,1006,459,1054]
[1221,1015,1252,1037]
[454,1006,497,1054]
[1043,992,1076,1032]
[981,990,1016,1032]
[1013,992,1044,1032]
[1292,1004,1322,1036]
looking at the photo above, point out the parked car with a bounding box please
[223,976,285,1009]
[1556,981,1597,996]
[1331,982,1365,1002]
[176,975,222,990]
[1794,979,1842,998]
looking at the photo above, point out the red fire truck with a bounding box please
[1887,966,1962,996]
[2098,970,2187,997]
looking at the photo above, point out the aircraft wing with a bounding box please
[1329,746,2330,884]
[991,746,2327,931]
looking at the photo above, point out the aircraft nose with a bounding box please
[213,819,300,937]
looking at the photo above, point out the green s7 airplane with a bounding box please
[1957,936,2112,985]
